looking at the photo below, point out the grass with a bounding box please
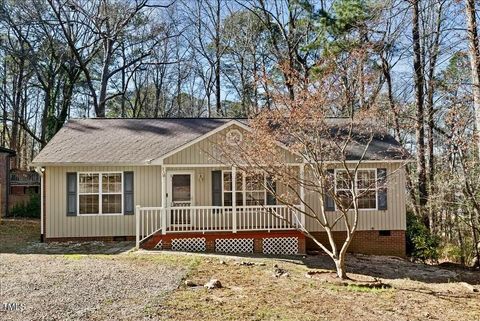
[328,283,393,293]
[0,218,40,252]
[62,254,85,260]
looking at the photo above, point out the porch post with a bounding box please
[161,168,167,235]
[135,205,140,249]
[299,164,306,228]
[232,166,237,233]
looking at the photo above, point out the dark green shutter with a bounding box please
[66,172,77,216]
[124,171,134,215]
[377,168,387,210]
[266,176,276,205]
[324,169,335,211]
[212,170,222,206]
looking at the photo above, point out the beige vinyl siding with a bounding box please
[304,162,407,232]
[45,162,406,238]
[45,165,162,238]
[164,125,300,165]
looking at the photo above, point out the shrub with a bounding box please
[10,192,41,218]
[406,211,440,262]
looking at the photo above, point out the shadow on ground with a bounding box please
[301,253,480,285]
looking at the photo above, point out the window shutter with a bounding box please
[124,171,134,215]
[266,176,277,205]
[377,168,388,210]
[212,170,222,206]
[324,169,335,211]
[66,172,77,216]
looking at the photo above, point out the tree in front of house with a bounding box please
[218,51,404,279]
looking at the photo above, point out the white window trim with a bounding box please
[334,168,378,211]
[221,170,267,206]
[77,172,124,216]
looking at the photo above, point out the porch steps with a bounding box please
[140,230,306,255]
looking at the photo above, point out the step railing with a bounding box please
[136,206,164,248]
[136,204,301,248]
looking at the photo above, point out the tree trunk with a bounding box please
[97,39,113,118]
[333,257,347,280]
[466,0,480,159]
[214,0,222,116]
[412,0,428,228]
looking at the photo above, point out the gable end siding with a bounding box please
[163,125,300,165]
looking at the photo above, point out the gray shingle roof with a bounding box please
[32,118,233,165]
[31,118,407,165]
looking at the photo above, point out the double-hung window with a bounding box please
[222,171,266,206]
[335,169,377,210]
[78,172,123,215]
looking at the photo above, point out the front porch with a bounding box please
[135,164,306,255]
[136,205,306,255]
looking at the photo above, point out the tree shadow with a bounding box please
[302,253,480,286]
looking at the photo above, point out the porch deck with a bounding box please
[136,205,305,254]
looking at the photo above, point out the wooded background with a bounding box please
[1,0,479,265]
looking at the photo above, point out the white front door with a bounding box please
[167,171,194,225]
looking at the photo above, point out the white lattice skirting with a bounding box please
[263,237,298,255]
[171,238,206,252]
[153,240,163,250]
[215,238,254,253]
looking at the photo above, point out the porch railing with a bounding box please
[136,205,301,248]
[10,170,40,186]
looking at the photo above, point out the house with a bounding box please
[0,146,16,217]
[9,169,41,210]
[31,118,407,256]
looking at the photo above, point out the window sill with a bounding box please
[76,213,124,216]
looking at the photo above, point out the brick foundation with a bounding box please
[142,230,306,255]
[306,230,406,257]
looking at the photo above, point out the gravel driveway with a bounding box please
[0,253,186,321]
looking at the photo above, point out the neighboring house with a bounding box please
[9,169,41,210]
[0,146,16,217]
[31,118,407,256]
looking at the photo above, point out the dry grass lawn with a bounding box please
[1,219,479,321]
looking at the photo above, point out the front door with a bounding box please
[167,172,193,225]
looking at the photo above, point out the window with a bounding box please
[222,171,266,206]
[335,169,377,210]
[78,172,123,215]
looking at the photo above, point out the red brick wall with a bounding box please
[307,230,406,257]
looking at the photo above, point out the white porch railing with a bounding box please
[135,205,301,248]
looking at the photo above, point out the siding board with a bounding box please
[45,162,406,238]
[164,125,300,165]
[45,165,162,238]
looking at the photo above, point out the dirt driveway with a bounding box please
[1,254,186,321]
[0,220,189,321]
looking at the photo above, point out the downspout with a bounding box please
[35,166,45,242]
